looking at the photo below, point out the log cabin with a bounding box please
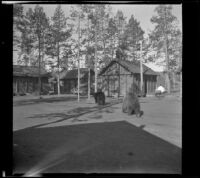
[98,60,158,97]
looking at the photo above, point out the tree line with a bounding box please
[13,4,182,96]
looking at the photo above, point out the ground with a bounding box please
[13,94,182,175]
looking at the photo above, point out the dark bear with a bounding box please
[93,90,105,105]
[122,84,143,117]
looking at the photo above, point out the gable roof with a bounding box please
[13,65,50,77]
[99,59,158,76]
[59,68,94,80]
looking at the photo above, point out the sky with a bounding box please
[23,4,182,37]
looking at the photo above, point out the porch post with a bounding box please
[16,78,18,94]
[118,64,120,98]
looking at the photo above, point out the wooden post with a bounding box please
[139,41,143,95]
[25,79,28,93]
[125,74,127,95]
[88,68,91,100]
[118,64,120,97]
[180,72,182,98]
[108,75,109,96]
[15,78,18,94]
[147,76,149,95]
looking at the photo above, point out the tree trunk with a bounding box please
[140,41,143,94]
[118,64,120,97]
[16,79,18,94]
[164,8,170,94]
[38,37,41,97]
[87,16,90,100]
[57,42,60,95]
[77,13,80,102]
[111,36,114,61]
[102,16,106,66]
[173,71,176,91]
[88,68,91,99]
[180,73,182,98]
[94,9,98,93]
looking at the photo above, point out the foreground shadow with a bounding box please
[13,121,181,174]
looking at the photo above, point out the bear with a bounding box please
[93,90,105,105]
[122,84,143,118]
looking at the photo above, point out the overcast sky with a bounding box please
[23,4,182,38]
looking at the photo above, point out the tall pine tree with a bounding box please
[47,5,72,95]
[123,15,144,61]
[149,5,181,93]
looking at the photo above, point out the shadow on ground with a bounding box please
[13,121,181,174]
[24,102,121,129]
[13,96,85,107]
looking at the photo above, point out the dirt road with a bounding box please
[13,96,181,174]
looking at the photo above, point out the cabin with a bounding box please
[13,65,51,95]
[98,59,158,97]
[53,68,95,94]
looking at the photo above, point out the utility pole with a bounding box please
[77,13,80,102]
[164,7,170,94]
[139,40,143,95]
[179,50,182,98]
[57,42,60,96]
[87,15,91,100]
[38,36,41,98]
[94,6,97,93]
[180,71,182,98]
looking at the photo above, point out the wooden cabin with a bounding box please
[13,65,50,95]
[98,60,158,97]
[53,68,95,94]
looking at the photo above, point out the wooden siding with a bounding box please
[100,61,157,96]
[13,76,48,94]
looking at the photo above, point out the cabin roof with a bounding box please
[13,65,50,77]
[58,68,94,80]
[99,59,158,76]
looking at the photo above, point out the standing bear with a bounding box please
[93,89,105,105]
[122,83,143,117]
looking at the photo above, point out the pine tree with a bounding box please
[107,17,118,61]
[114,10,127,61]
[14,6,36,66]
[30,5,49,96]
[13,4,24,53]
[149,5,181,93]
[48,5,72,95]
[81,5,94,99]
[70,5,86,101]
[15,5,49,96]
[123,15,144,61]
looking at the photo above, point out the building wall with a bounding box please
[101,63,134,97]
[100,62,157,96]
[62,75,95,94]
[13,76,49,95]
[119,64,133,96]
[62,79,77,94]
